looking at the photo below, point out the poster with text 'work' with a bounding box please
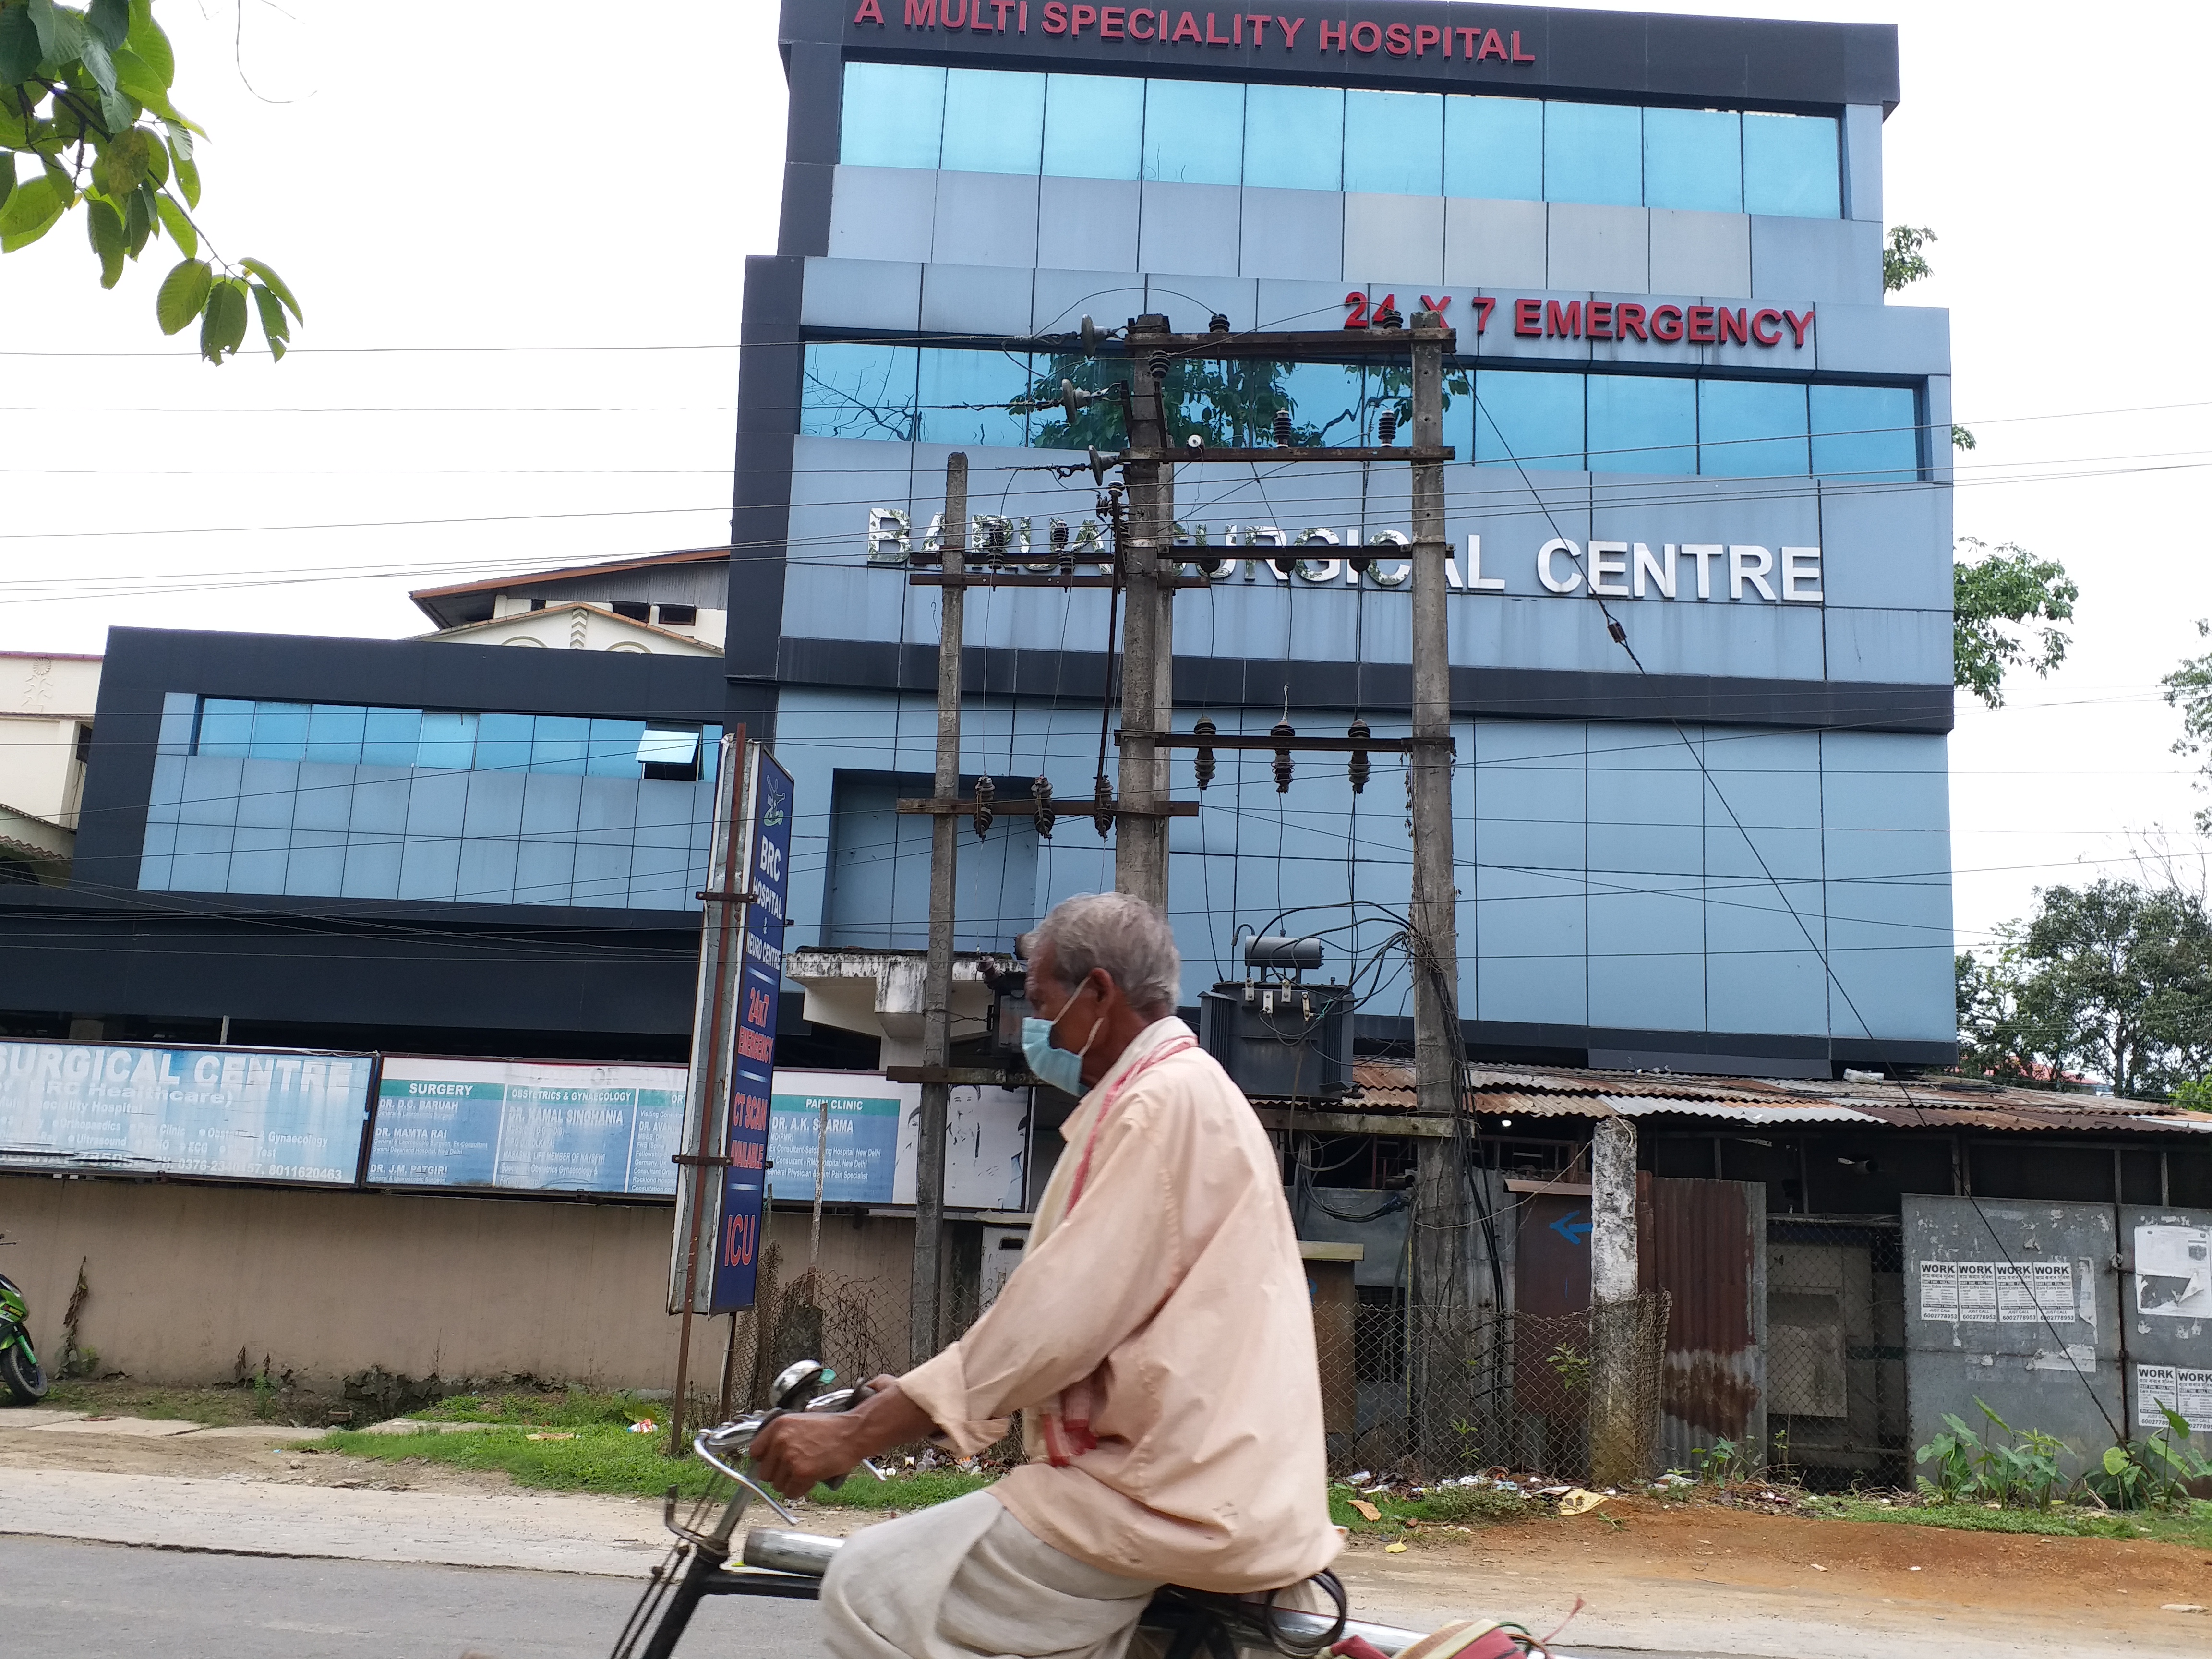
[0,1040,369,1184]
[369,1057,685,1195]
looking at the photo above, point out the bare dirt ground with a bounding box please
[5,1417,2209,1657]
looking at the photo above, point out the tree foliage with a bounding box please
[1883,225,1937,295]
[2157,620,2212,833]
[1958,880,2212,1099]
[1953,536,2078,709]
[0,0,297,360]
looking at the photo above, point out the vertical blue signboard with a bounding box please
[710,744,793,1312]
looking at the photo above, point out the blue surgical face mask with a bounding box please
[1022,993,1098,1097]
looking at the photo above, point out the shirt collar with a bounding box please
[1057,1016,1192,1142]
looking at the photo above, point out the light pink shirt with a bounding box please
[901,1019,1341,1592]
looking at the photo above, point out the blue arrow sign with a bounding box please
[1550,1207,1592,1246]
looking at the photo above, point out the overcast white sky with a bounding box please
[5,0,2209,957]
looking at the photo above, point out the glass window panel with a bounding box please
[801,343,919,442]
[1443,95,1542,201]
[475,711,534,775]
[941,69,1045,174]
[1474,370,1584,469]
[1042,73,1144,180]
[588,718,647,777]
[1142,79,1244,186]
[1742,112,1839,218]
[1344,90,1442,196]
[1698,380,1809,477]
[1587,375,1697,474]
[531,714,591,775]
[249,701,309,761]
[638,728,701,769]
[196,697,255,757]
[1641,108,1741,213]
[1543,101,1641,208]
[416,710,478,770]
[918,348,1030,448]
[839,61,944,170]
[362,707,422,768]
[700,727,723,784]
[1811,384,1920,483]
[1241,84,1341,192]
[1275,361,1366,446]
[304,704,367,766]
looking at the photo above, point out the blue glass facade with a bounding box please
[840,62,1842,218]
[140,695,723,910]
[802,342,1922,482]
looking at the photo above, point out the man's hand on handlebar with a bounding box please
[749,1374,936,1500]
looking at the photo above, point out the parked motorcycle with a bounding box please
[0,1234,46,1405]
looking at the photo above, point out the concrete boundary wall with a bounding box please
[0,1175,913,1393]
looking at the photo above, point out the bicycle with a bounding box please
[607,1360,1568,1659]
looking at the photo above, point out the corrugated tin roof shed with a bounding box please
[1262,1062,2212,1136]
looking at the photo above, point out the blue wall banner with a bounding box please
[769,1077,905,1204]
[0,1041,370,1185]
[711,742,794,1312]
[368,1057,686,1195]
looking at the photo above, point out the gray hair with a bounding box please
[1024,892,1182,1014]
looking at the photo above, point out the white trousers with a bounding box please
[819,1491,1163,1659]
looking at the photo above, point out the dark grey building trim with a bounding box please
[773,635,1955,733]
[75,627,735,896]
[728,252,809,721]
[779,0,1900,111]
[1349,1010,1957,1076]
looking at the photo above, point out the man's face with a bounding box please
[1028,940,1109,1048]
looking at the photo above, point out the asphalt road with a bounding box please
[0,1535,1706,1659]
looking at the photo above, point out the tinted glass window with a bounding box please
[1698,380,1809,477]
[1242,84,1342,192]
[1042,73,1144,180]
[1443,96,1542,201]
[362,707,422,768]
[1344,90,1442,196]
[1642,108,1741,214]
[1474,370,1584,470]
[1143,79,1244,186]
[918,349,1032,449]
[1743,112,1839,218]
[1587,375,1696,474]
[1274,361,1366,445]
[1544,102,1641,208]
[1811,385,1920,482]
[840,62,943,170]
[801,344,919,442]
[304,704,367,766]
[941,69,1045,175]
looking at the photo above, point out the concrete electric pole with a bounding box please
[911,451,965,1368]
[1115,315,1173,912]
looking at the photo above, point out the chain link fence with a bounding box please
[1318,1291,1671,1482]
[713,1248,1672,1485]
[1765,1218,1909,1488]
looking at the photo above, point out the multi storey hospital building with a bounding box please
[2,2,1951,1080]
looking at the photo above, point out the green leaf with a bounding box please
[88,0,130,50]
[78,33,119,98]
[0,172,65,251]
[0,6,41,84]
[167,132,198,207]
[0,152,12,212]
[2103,1445,2129,1477]
[153,189,192,257]
[26,0,82,68]
[85,192,123,286]
[240,258,302,323]
[200,276,250,362]
[251,282,289,361]
[113,46,165,107]
[123,176,151,255]
[90,124,153,196]
[125,5,173,87]
[154,255,211,335]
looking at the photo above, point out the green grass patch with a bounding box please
[1326,1482,1540,1535]
[38,1379,269,1427]
[1812,1495,2212,1548]
[324,1416,993,1510]
[411,1389,656,1429]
